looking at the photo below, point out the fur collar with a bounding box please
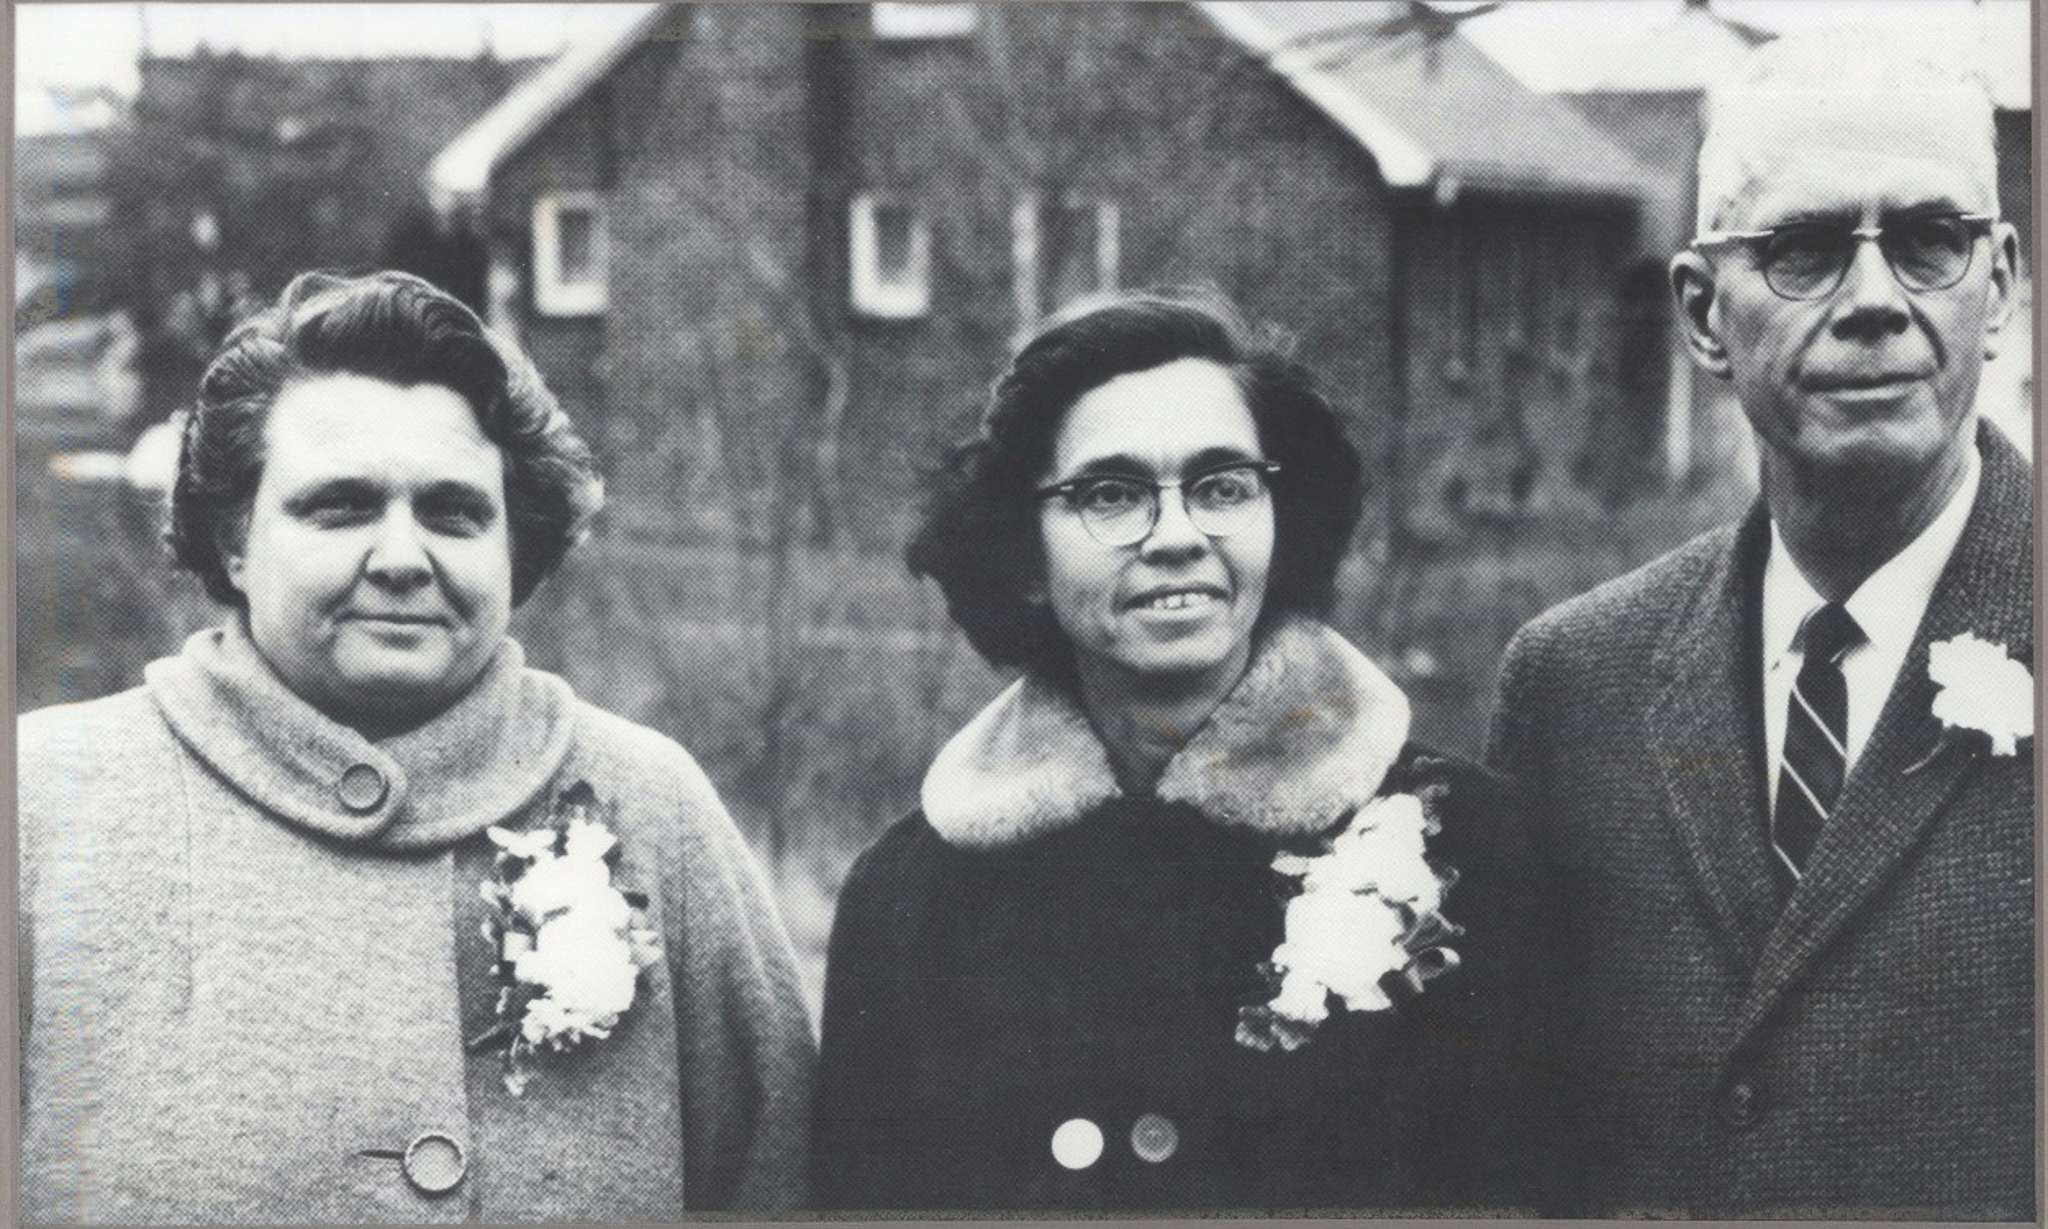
[921,618,1412,849]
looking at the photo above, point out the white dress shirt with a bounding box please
[1760,445,1981,811]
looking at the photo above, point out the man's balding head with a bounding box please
[1695,29,1999,237]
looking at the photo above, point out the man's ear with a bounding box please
[1981,221,2021,360]
[1670,251,1732,380]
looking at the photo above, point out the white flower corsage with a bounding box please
[1236,785,1462,1053]
[472,781,663,1095]
[1925,633,2033,757]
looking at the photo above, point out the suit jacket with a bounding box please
[1488,422,2034,1218]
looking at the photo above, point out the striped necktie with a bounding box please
[1772,602,1864,893]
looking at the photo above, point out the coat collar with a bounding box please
[146,620,577,851]
[921,617,1413,849]
[1646,503,1781,966]
[1727,420,2034,1059]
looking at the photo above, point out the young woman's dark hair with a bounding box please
[906,287,1365,680]
[169,269,604,607]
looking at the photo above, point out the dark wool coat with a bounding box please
[1488,423,2035,1219]
[19,624,815,1223]
[815,620,1562,1214]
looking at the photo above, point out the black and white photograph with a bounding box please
[13,0,2037,1221]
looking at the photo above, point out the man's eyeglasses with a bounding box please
[1035,460,1281,547]
[1692,212,1996,301]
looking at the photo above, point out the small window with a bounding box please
[486,258,521,334]
[850,193,931,319]
[1048,197,1118,309]
[1011,192,1119,328]
[871,3,977,39]
[532,190,606,316]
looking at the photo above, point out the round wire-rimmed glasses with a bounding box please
[1034,460,1281,547]
[1691,212,1996,301]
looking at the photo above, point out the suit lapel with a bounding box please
[1726,424,2035,1059]
[1646,505,1780,968]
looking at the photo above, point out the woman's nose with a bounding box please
[364,509,433,589]
[1139,486,1208,558]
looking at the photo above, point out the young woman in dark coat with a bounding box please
[813,290,1563,1214]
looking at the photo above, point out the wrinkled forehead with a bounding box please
[1699,80,1997,233]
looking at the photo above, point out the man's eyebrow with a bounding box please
[1763,207,1858,227]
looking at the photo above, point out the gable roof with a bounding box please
[428,4,666,210]
[428,0,1655,209]
[1197,1,1655,200]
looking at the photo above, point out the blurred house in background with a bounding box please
[423,0,1765,746]
[16,87,126,326]
[16,86,138,463]
[109,49,536,422]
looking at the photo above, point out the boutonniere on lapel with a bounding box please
[1907,634,2035,775]
[471,781,663,1095]
[1236,785,1463,1053]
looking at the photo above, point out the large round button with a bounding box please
[1721,1078,1762,1131]
[337,763,389,814]
[1050,1118,1104,1170]
[401,1131,467,1195]
[1131,1112,1179,1164]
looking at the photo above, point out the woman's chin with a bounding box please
[1097,629,1251,689]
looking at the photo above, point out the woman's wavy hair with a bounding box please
[169,270,604,607]
[906,287,1365,681]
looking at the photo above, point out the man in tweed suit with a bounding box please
[1488,31,2031,1218]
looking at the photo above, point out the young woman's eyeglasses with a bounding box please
[1035,460,1281,547]
[1692,212,1996,301]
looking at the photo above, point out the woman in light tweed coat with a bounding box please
[18,271,814,1223]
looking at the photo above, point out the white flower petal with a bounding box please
[1930,634,2034,755]
[1268,968,1331,1024]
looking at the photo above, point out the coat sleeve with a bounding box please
[1485,621,1548,796]
[666,756,818,1212]
[1479,620,1589,1215]
[811,821,928,1209]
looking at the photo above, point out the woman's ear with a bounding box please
[217,513,251,595]
[1670,251,1731,380]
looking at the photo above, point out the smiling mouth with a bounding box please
[347,613,446,626]
[1127,588,1225,612]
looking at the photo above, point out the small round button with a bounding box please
[1131,1112,1179,1164]
[401,1131,467,1196]
[1721,1078,1762,1130]
[337,763,389,814]
[1050,1118,1104,1170]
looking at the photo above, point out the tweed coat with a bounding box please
[814,619,1562,1214]
[1487,422,2035,1218]
[19,622,815,1223]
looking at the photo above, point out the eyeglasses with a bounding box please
[1691,212,1996,301]
[1035,460,1281,547]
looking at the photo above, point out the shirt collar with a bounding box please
[1763,441,1982,663]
